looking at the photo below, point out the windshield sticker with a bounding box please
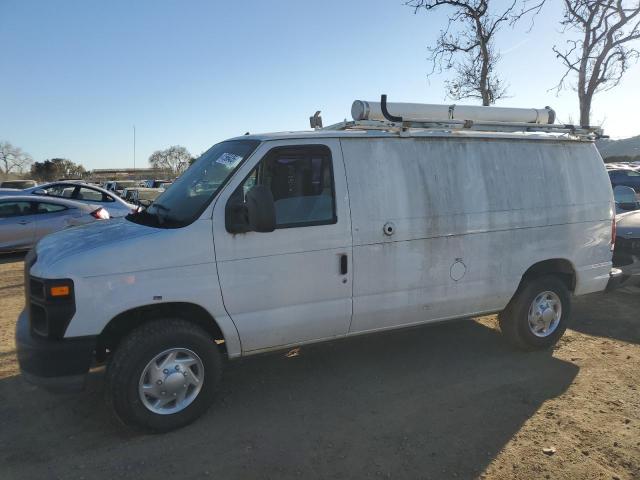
[215,152,243,168]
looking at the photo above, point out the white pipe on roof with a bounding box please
[352,100,556,125]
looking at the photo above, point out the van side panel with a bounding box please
[341,137,612,334]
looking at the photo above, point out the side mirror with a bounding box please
[246,185,276,232]
[33,189,47,195]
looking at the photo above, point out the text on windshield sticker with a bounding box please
[215,152,243,168]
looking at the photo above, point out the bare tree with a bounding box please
[553,0,640,126]
[407,0,545,105]
[0,141,33,177]
[148,145,193,175]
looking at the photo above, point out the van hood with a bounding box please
[34,218,157,273]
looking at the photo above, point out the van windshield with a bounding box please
[129,139,260,227]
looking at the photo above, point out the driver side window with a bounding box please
[227,145,336,231]
[44,185,75,198]
[77,186,113,202]
[0,201,34,218]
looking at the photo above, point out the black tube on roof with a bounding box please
[380,94,403,123]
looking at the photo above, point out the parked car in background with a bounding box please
[0,195,109,253]
[613,185,640,214]
[104,180,138,197]
[613,210,640,284]
[121,187,164,208]
[608,168,640,194]
[606,163,639,171]
[0,179,38,189]
[141,179,172,189]
[122,181,172,208]
[0,181,136,217]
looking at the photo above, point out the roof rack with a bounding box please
[318,95,606,141]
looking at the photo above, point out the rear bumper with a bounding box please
[15,309,96,392]
[605,268,629,292]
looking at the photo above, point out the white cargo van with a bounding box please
[17,98,619,431]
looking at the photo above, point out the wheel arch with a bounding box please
[96,302,230,362]
[517,258,577,293]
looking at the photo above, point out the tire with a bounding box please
[105,318,222,432]
[498,275,571,350]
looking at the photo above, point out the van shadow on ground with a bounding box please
[572,289,640,345]
[0,319,577,479]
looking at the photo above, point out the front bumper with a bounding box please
[16,309,96,392]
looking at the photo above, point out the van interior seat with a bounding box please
[275,195,332,224]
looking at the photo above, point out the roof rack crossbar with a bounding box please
[322,119,604,140]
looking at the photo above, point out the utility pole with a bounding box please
[133,125,136,179]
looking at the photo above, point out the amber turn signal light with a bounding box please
[50,285,70,297]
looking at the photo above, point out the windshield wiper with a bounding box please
[151,202,172,225]
[153,203,170,213]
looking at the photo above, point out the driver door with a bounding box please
[0,200,36,251]
[212,139,353,353]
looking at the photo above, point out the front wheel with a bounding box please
[105,318,222,432]
[498,275,571,350]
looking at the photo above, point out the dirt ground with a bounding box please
[0,253,638,480]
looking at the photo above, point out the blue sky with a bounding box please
[1,0,639,170]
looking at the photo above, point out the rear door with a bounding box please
[212,139,353,353]
[32,201,75,240]
[0,200,36,251]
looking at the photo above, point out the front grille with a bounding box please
[26,274,76,339]
[29,278,45,300]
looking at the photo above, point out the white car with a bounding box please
[0,195,110,252]
[0,181,137,217]
[16,99,618,432]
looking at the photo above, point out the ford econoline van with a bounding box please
[16,100,619,431]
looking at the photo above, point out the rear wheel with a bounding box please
[105,318,222,432]
[498,275,571,350]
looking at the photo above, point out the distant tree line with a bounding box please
[30,158,86,182]
[1,140,88,182]
[4,139,196,182]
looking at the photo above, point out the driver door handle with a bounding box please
[339,254,348,275]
